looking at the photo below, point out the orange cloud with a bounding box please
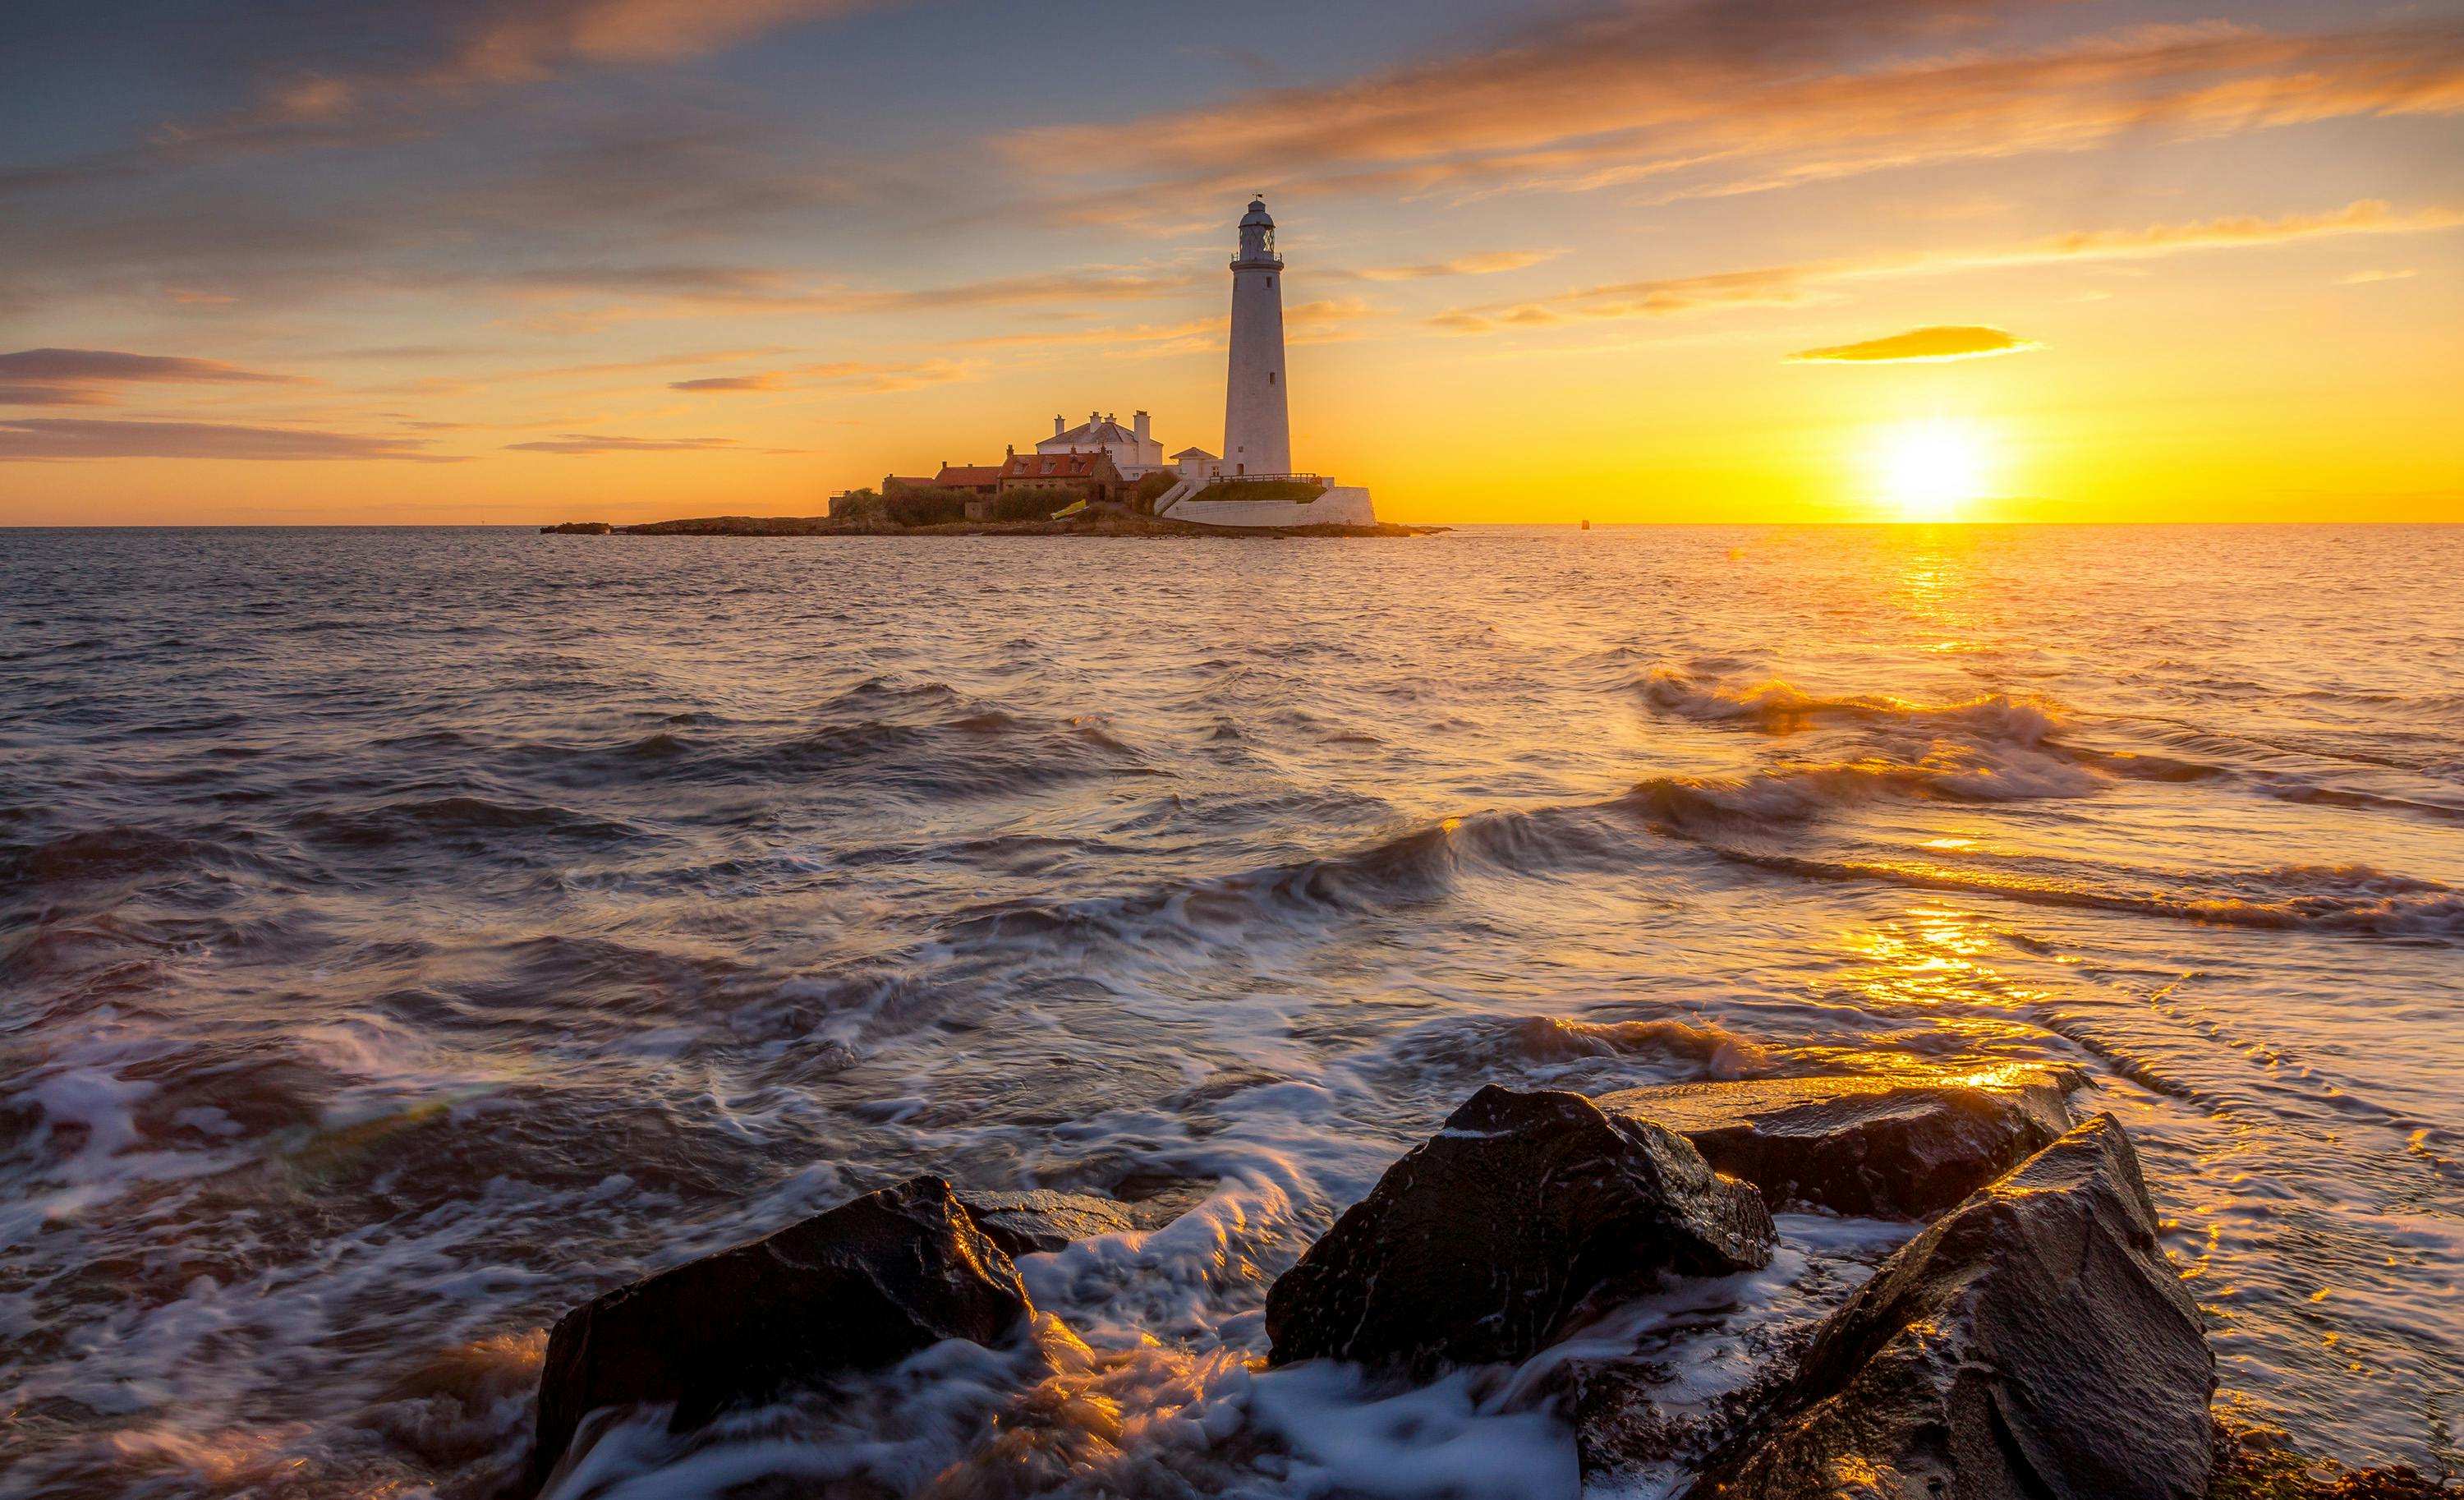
[1789,325,2039,362]
[667,359,971,393]
[442,0,879,83]
[1434,200,2464,332]
[495,265,1201,333]
[669,372,791,392]
[0,418,453,461]
[1009,12,2464,212]
[504,432,782,454]
[0,347,310,406]
[1354,250,1565,281]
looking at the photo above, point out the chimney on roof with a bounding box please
[1089,411,1100,429]
[1133,410,1149,441]
[1054,415,1064,438]
[1005,443,1014,458]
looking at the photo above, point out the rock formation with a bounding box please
[1596,1070,2079,1218]
[954,1188,1140,1257]
[1683,1114,2215,1500]
[1265,1085,1776,1373]
[531,1175,1030,1488]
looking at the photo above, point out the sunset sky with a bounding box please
[4,0,2461,525]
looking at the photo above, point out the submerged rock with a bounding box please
[954,1189,1139,1256]
[531,1175,1029,1487]
[1596,1069,2079,1218]
[1684,1114,2213,1500]
[1264,1085,1775,1373]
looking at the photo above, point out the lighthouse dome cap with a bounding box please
[1241,198,1274,226]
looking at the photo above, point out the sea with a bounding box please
[2,524,2458,1499]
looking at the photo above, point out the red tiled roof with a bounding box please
[1002,452,1109,478]
[935,464,1004,486]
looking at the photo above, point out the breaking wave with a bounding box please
[1720,854,2464,941]
[1638,669,2063,745]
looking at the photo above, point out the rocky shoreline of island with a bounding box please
[503,1071,2453,1500]
[540,514,1443,539]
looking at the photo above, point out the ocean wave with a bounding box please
[1620,749,2099,831]
[1636,670,2457,831]
[940,805,1635,959]
[1639,669,2062,745]
[2246,775,2464,824]
[1373,1014,1772,1089]
[0,826,264,887]
[1720,853,2464,941]
[289,796,644,848]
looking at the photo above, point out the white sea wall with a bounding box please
[1173,486,1377,529]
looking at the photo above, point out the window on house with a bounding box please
[1268,371,1276,384]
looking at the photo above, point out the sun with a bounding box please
[1873,418,1989,521]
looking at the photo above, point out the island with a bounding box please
[537,508,1440,539]
[545,198,1427,541]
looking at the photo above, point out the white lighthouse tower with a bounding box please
[1223,198,1291,477]
[1156,197,1376,527]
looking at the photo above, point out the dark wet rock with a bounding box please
[1105,1171,1219,1230]
[1564,1343,1809,1490]
[1597,1069,2080,1218]
[1264,1085,1776,1374]
[954,1189,1138,1256]
[1684,1114,2214,1500]
[531,1175,1029,1488]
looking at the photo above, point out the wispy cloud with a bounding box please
[1352,250,1565,281]
[503,432,787,454]
[1972,200,2464,267]
[1009,8,2464,214]
[2341,267,2419,284]
[0,418,457,461]
[1285,297,1391,344]
[434,0,883,82]
[1788,325,2039,362]
[0,347,310,406]
[145,1,886,149]
[496,265,1202,332]
[1434,200,2464,333]
[667,358,971,393]
[669,372,793,392]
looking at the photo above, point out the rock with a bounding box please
[1684,1114,2214,1500]
[531,1175,1029,1487]
[954,1189,1138,1257]
[1264,1085,1776,1374]
[1596,1069,2079,1218]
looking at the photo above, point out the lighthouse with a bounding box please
[1160,197,1376,527]
[1223,198,1291,477]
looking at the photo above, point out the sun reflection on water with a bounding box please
[1798,906,2058,1077]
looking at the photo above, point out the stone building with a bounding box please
[999,449,1120,504]
[1040,411,1164,479]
